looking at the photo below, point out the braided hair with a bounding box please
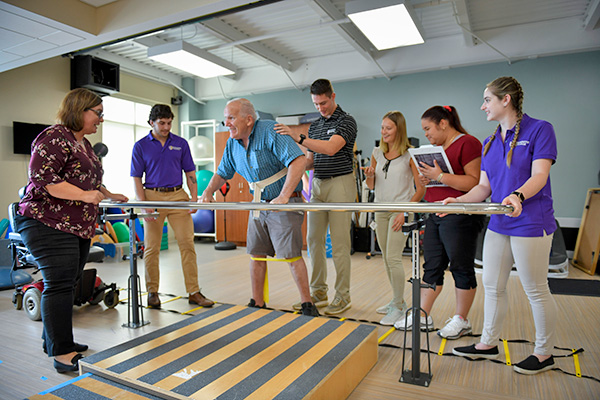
[482,76,524,167]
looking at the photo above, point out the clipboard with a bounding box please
[408,146,454,187]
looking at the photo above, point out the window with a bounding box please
[101,97,151,198]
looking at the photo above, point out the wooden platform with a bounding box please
[27,373,165,400]
[57,304,378,400]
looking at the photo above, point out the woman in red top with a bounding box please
[16,88,127,373]
[395,106,483,340]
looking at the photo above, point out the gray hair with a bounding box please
[227,98,256,119]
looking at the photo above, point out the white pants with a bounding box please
[481,229,557,356]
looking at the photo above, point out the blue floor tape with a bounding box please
[37,372,91,395]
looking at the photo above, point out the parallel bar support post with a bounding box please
[123,209,149,329]
[400,220,432,387]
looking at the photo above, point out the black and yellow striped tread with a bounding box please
[44,304,379,399]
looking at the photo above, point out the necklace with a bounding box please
[443,131,461,150]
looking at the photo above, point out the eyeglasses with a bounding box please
[221,116,236,126]
[382,159,391,179]
[86,108,104,119]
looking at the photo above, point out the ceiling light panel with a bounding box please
[148,40,237,79]
[346,0,425,50]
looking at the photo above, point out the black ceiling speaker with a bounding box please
[71,55,120,96]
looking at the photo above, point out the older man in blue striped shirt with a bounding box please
[200,98,319,317]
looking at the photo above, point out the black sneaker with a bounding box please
[301,302,320,317]
[452,344,499,360]
[513,355,555,375]
[247,299,266,308]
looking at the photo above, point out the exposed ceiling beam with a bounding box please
[305,0,376,59]
[452,0,476,46]
[206,18,349,51]
[200,18,294,71]
[583,0,600,31]
[306,0,391,80]
[89,48,182,87]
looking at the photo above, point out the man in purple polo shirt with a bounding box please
[131,104,214,309]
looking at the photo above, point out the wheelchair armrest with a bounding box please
[8,202,19,233]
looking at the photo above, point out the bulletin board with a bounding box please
[572,188,600,275]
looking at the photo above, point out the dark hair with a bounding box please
[421,105,468,134]
[149,104,174,122]
[482,76,524,167]
[57,88,102,132]
[310,79,333,97]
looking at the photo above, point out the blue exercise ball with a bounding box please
[196,169,214,196]
[192,209,214,233]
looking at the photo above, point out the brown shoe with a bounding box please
[189,291,214,307]
[148,292,161,308]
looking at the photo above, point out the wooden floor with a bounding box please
[1,239,599,399]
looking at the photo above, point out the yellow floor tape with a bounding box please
[502,339,511,365]
[573,349,582,377]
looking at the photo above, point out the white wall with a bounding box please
[0,56,177,222]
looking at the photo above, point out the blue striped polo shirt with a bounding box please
[217,119,304,201]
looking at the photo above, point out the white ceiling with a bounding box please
[2,0,600,101]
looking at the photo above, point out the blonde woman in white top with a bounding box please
[364,111,425,325]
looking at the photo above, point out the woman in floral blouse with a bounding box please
[15,88,127,373]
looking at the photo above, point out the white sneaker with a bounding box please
[380,305,407,326]
[376,302,391,314]
[394,312,434,331]
[437,315,472,339]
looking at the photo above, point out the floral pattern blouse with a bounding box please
[19,124,103,239]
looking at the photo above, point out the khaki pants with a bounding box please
[308,173,355,301]
[374,211,409,309]
[143,189,199,294]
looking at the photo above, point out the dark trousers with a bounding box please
[16,214,90,357]
[422,213,483,289]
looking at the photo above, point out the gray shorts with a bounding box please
[246,197,305,259]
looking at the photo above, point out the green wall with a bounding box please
[195,51,600,221]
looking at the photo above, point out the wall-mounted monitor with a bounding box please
[13,121,50,155]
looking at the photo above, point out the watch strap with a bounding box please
[511,191,525,203]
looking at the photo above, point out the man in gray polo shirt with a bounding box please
[276,79,357,315]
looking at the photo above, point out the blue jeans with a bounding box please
[16,214,90,357]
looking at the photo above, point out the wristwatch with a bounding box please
[511,191,525,203]
[298,134,306,145]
